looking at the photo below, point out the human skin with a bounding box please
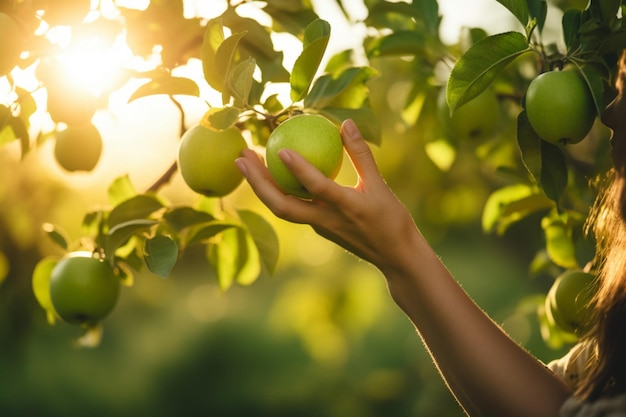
[235,119,572,417]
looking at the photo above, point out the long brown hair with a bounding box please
[576,51,626,401]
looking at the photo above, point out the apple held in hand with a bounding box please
[50,252,120,326]
[525,69,596,145]
[265,114,344,199]
[178,123,248,197]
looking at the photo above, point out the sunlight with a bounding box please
[45,26,135,97]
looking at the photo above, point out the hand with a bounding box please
[235,119,423,273]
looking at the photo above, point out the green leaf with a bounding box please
[238,210,279,276]
[542,213,579,269]
[304,66,378,110]
[163,206,215,232]
[105,219,159,259]
[447,31,530,113]
[290,19,331,102]
[517,111,543,182]
[201,18,226,91]
[227,57,256,105]
[365,30,426,58]
[540,141,568,203]
[107,194,164,230]
[108,175,137,206]
[482,184,553,234]
[128,75,200,103]
[144,235,178,278]
[527,0,547,34]
[320,107,382,146]
[32,257,59,325]
[411,0,440,36]
[577,64,604,117]
[42,223,69,250]
[496,0,530,29]
[562,9,583,51]
[208,226,261,291]
[186,221,238,247]
[216,30,248,104]
[205,106,241,130]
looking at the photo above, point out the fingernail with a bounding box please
[342,119,360,140]
[278,149,292,163]
[234,158,248,176]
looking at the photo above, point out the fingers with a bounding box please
[340,119,383,185]
[235,149,320,224]
[276,149,346,204]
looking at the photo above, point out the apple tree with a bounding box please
[1,0,626,353]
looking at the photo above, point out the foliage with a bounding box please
[1,0,625,354]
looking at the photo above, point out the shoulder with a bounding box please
[547,339,598,390]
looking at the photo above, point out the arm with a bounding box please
[235,119,572,417]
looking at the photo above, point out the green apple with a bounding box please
[50,251,120,326]
[545,270,597,335]
[54,123,103,172]
[178,123,248,197]
[438,87,501,143]
[265,114,343,199]
[525,69,596,145]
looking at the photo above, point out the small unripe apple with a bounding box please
[50,251,120,326]
[265,114,343,199]
[54,123,103,172]
[178,123,248,197]
[545,269,596,335]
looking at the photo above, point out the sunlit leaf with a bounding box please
[205,106,241,130]
[0,251,8,286]
[186,221,238,247]
[163,207,215,232]
[208,226,261,291]
[320,107,381,145]
[32,257,59,325]
[238,210,279,275]
[128,75,200,103]
[216,31,248,103]
[542,214,579,269]
[228,57,256,105]
[144,235,178,278]
[304,66,379,110]
[107,194,164,230]
[201,18,226,91]
[447,31,530,113]
[290,19,331,102]
[108,175,137,206]
[482,184,553,234]
[105,219,159,259]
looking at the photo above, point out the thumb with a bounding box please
[340,119,382,183]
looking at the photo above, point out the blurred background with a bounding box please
[0,0,587,416]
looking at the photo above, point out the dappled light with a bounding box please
[1,0,623,416]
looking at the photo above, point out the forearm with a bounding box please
[382,232,572,417]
